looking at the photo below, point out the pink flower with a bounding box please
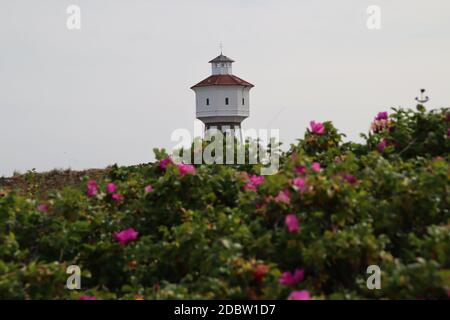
[288,290,311,300]
[253,264,269,282]
[86,180,98,198]
[112,193,124,202]
[243,183,257,191]
[285,214,299,233]
[113,228,139,245]
[37,204,49,212]
[375,112,388,121]
[377,139,387,152]
[243,174,265,191]
[251,176,264,187]
[343,174,357,185]
[371,117,390,133]
[292,177,307,193]
[144,185,153,193]
[279,268,305,286]
[311,162,321,172]
[159,157,173,169]
[310,121,325,135]
[106,183,117,194]
[295,166,307,175]
[79,296,97,300]
[275,190,291,204]
[249,175,265,187]
[177,163,196,176]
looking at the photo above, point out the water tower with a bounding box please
[191,53,254,135]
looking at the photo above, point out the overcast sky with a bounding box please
[1,0,449,176]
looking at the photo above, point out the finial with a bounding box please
[219,42,223,55]
[415,88,430,104]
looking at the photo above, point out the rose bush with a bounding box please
[0,105,449,300]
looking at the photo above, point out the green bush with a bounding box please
[0,106,449,300]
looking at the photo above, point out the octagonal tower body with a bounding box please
[191,54,254,132]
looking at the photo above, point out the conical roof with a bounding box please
[208,54,235,64]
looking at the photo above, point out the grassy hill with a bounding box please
[0,168,109,199]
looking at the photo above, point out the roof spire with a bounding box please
[219,42,223,55]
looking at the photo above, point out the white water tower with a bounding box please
[191,53,254,134]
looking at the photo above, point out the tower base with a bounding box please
[204,122,244,143]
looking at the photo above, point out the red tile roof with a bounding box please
[191,74,254,89]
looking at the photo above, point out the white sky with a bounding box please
[1,0,449,176]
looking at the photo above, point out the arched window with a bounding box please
[225,98,229,105]
[206,98,210,106]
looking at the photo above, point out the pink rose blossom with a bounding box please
[106,183,117,194]
[253,264,269,282]
[249,175,265,187]
[285,214,299,233]
[295,166,307,175]
[310,121,325,135]
[86,180,98,198]
[144,185,153,193]
[79,296,97,300]
[343,174,357,185]
[159,157,173,169]
[377,139,387,152]
[112,193,124,202]
[37,204,49,212]
[371,112,390,133]
[280,268,305,286]
[243,183,257,191]
[292,177,307,193]
[177,163,196,176]
[311,162,321,172]
[113,228,139,245]
[275,190,291,204]
[243,174,265,191]
[288,290,311,300]
[375,112,388,121]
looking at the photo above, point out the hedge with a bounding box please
[0,105,449,300]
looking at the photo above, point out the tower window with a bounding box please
[225,98,229,105]
[206,98,210,106]
[242,98,245,105]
